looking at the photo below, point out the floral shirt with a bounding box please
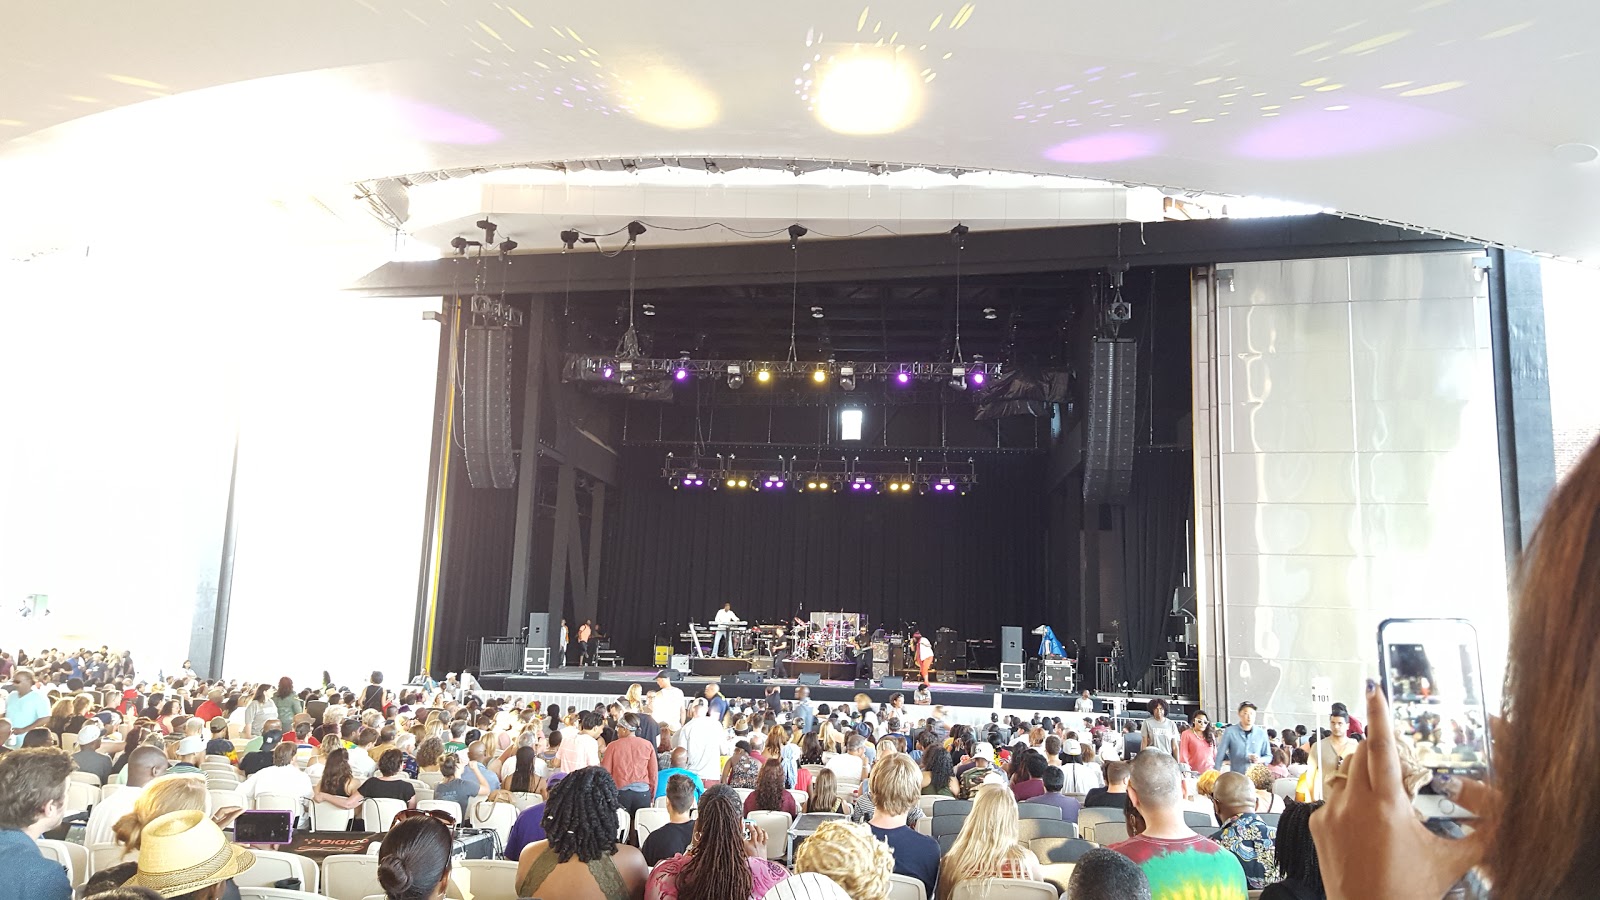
[1214,812,1278,890]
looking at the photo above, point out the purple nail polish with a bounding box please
[1365,678,1377,694]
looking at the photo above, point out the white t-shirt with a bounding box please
[824,753,865,782]
[85,783,143,847]
[653,686,686,726]
[713,608,740,627]
[1075,697,1095,712]
[1098,731,1124,761]
[677,715,725,781]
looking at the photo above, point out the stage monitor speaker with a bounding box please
[881,676,904,690]
[1083,337,1137,502]
[797,673,821,686]
[982,683,1001,694]
[522,647,548,675]
[1001,626,1024,665]
[853,678,870,689]
[527,613,550,652]
[583,670,600,681]
[463,325,517,489]
[720,673,741,685]
[735,671,764,684]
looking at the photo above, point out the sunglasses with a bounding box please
[394,809,456,827]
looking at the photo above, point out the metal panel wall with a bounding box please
[1194,253,1508,725]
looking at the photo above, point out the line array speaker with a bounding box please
[463,325,517,489]
[1083,337,1137,502]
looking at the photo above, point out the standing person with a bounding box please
[676,702,725,787]
[556,711,603,772]
[5,670,51,745]
[710,604,740,658]
[579,621,598,667]
[914,631,934,683]
[271,678,302,732]
[1215,702,1271,774]
[651,673,685,727]
[1076,690,1095,713]
[702,684,729,723]
[560,619,571,667]
[1304,703,1361,799]
[1178,710,1217,774]
[0,747,75,900]
[361,672,385,713]
[1141,700,1181,757]
[601,717,658,819]
[1107,750,1247,899]
[791,686,816,734]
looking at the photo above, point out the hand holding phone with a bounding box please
[1378,618,1492,820]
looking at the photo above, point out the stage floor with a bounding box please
[476,665,1196,717]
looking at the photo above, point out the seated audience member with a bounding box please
[237,741,314,814]
[0,748,75,900]
[1024,764,1081,824]
[770,819,894,900]
[359,749,419,809]
[414,737,445,775]
[804,767,851,816]
[503,793,547,863]
[348,727,381,780]
[919,744,959,797]
[642,774,697,867]
[1211,771,1278,889]
[313,747,365,812]
[124,810,256,900]
[1010,749,1048,802]
[1109,750,1247,899]
[203,717,233,758]
[744,757,798,816]
[238,729,284,777]
[866,753,940,897]
[1085,761,1132,810]
[378,812,453,900]
[655,747,704,800]
[168,735,206,774]
[86,745,169,847]
[1259,800,1323,900]
[461,741,502,794]
[722,742,761,789]
[73,721,115,784]
[433,755,485,819]
[824,733,868,782]
[506,747,549,801]
[1062,738,1106,793]
[515,767,648,899]
[956,742,1003,799]
[645,785,789,899]
[1067,848,1153,900]
[935,784,1043,900]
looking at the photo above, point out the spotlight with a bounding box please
[971,370,986,387]
[674,368,689,382]
[726,364,743,389]
[601,365,615,380]
[619,361,635,373]
[839,365,855,392]
[849,476,878,493]
[983,307,997,320]
[760,474,786,491]
[812,368,828,384]
[895,370,912,386]
[817,481,830,491]
[756,368,772,384]
[949,365,968,391]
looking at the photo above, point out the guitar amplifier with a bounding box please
[1042,659,1076,693]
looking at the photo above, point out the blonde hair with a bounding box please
[112,774,207,852]
[625,684,643,709]
[1245,763,1275,792]
[868,753,920,817]
[936,784,1030,900]
[794,820,893,900]
[1195,769,1221,797]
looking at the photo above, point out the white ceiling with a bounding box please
[3,1,1598,262]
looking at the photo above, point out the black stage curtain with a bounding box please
[1118,447,1192,689]
[600,449,1049,664]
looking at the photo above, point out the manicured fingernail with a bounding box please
[1365,679,1377,695]
[1431,773,1462,800]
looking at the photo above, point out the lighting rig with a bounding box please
[566,356,1002,390]
[663,453,977,495]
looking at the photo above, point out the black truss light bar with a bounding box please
[565,355,1003,386]
[662,453,977,495]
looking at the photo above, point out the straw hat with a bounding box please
[126,810,255,898]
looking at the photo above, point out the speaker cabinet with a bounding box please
[463,325,517,489]
[881,676,904,690]
[1001,626,1024,665]
[1083,338,1137,502]
[735,670,764,684]
[527,613,550,654]
[797,673,822,686]
[582,670,600,681]
[522,647,548,675]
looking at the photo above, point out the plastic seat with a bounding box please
[361,797,407,833]
[932,799,972,817]
[508,790,541,811]
[36,840,87,886]
[1017,802,1063,820]
[418,770,445,787]
[451,858,518,900]
[1025,836,1097,864]
[951,877,1059,900]
[1272,777,1298,798]
[634,806,669,844]
[1075,808,1124,842]
[787,789,808,810]
[311,800,355,831]
[65,781,101,813]
[1258,812,1281,829]
[616,807,632,842]
[417,799,463,822]
[1039,861,1077,896]
[70,771,103,786]
[731,787,754,803]
[88,842,127,873]
[466,798,518,845]
[237,890,327,900]
[937,832,959,855]
[887,873,928,900]
[930,814,968,839]
[209,789,247,814]
[322,854,383,900]
[233,849,317,893]
[254,792,305,816]
[1093,821,1129,844]
[745,810,792,861]
[1017,818,1078,843]
[1184,809,1217,829]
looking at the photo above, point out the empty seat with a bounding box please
[745,810,793,861]
[1257,812,1282,829]
[887,872,928,900]
[1017,803,1063,820]
[1075,808,1124,842]
[932,799,972,817]
[65,781,101,813]
[36,840,87,886]
[362,797,407,833]
[311,800,355,831]
[950,877,1059,900]
[451,858,519,900]
[322,854,383,900]
[1025,836,1097,864]
[1017,818,1078,843]
[465,799,517,845]
[233,849,317,893]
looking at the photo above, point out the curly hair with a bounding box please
[1273,799,1326,896]
[751,757,787,812]
[541,767,620,863]
[795,819,894,899]
[1245,762,1275,792]
[678,786,752,900]
[415,737,444,769]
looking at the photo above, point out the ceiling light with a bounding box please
[813,49,924,135]
[613,62,720,130]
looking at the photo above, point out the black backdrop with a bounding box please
[599,449,1051,663]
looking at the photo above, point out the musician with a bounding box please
[770,629,793,680]
[578,619,596,666]
[913,630,934,683]
[711,603,740,657]
[853,627,874,680]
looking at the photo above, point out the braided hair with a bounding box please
[679,786,753,900]
[1273,799,1326,898]
[541,767,620,863]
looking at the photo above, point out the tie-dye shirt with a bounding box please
[1110,833,1248,900]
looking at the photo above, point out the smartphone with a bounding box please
[742,818,754,840]
[232,809,294,845]
[1377,618,1492,800]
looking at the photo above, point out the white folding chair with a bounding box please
[61,733,80,754]
[100,783,124,799]
[951,878,1059,900]
[616,807,632,842]
[70,771,103,786]
[1272,777,1299,798]
[450,858,519,900]
[233,849,315,892]
[887,873,929,900]
[414,786,435,803]
[418,770,445,787]
[466,798,517,845]
[508,790,541,811]
[746,810,793,861]
[88,842,127,873]
[731,787,754,804]
[209,788,247,814]
[237,889,327,900]
[311,800,355,831]
[915,795,942,820]
[787,789,808,810]
[1039,861,1077,896]
[322,854,384,900]
[254,792,305,816]
[65,781,102,813]
[361,797,408,833]
[418,799,464,822]
[633,806,670,845]
[36,840,88,886]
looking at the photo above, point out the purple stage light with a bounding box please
[896,372,911,385]
[971,371,985,386]
[1044,131,1162,164]
[674,368,689,382]
[601,366,614,379]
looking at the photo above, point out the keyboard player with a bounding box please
[711,603,741,657]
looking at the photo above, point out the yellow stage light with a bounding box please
[757,369,772,384]
[813,369,828,383]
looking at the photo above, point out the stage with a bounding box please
[476,665,1197,720]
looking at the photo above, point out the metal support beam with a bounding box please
[1486,248,1556,569]
[583,482,606,624]
[412,297,460,676]
[546,464,578,626]
[189,433,240,679]
[506,297,548,634]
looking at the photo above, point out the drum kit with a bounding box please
[786,613,865,662]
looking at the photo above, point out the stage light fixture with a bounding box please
[895,370,912,386]
[971,370,986,386]
[601,365,615,380]
[848,476,878,493]
[619,361,635,373]
[756,367,772,384]
[839,365,856,391]
[949,365,968,391]
[759,474,787,491]
[839,407,864,441]
[726,364,743,389]
[812,368,828,384]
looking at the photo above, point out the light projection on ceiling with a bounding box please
[1045,132,1163,164]
[800,4,975,135]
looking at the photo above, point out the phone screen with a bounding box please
[232,809,294,845]
[1378,618,1491,784]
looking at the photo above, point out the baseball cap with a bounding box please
[208,716,229,733]
[259,730,283,749]
[656,670,673,680]
[176,735,206,756]
[973,741,995,760]
[78,723,103,744]
[1063,738,1081,756]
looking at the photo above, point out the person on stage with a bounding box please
[711,603,740,657]
[577,620,595,666]
[913,631,934,683]
[560,619,570,666]
[852,627,875,680]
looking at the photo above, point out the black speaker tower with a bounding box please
[1083,337,1137,502]
[463,325,517,489]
